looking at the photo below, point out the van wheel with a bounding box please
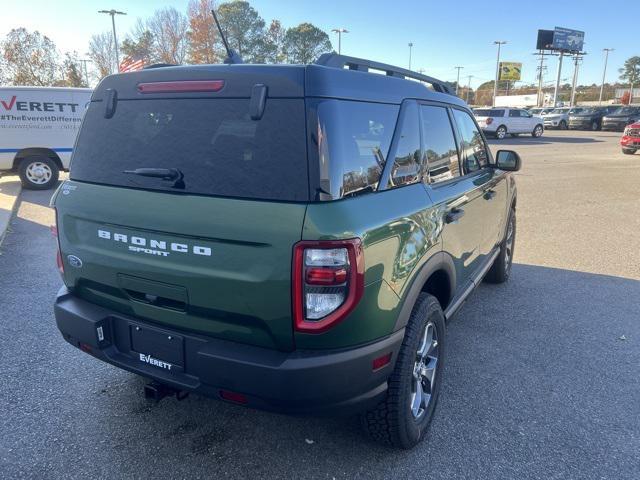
[531,124,543,137]
[485,208,516,284]
[18,156,59,190]
[495,126,507,139]
[362,293,445,449]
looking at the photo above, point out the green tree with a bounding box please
[1,28,60,86]
[283,23,332,64]
[261,19,286,64]
[216,1,266,62]
[619,56,640,102]
[121,20,155,63]
[58,52,87,87]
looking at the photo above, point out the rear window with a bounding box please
[71,98,309,201]
[474,109,504,117]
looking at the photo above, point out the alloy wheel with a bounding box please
[410,321,439,419]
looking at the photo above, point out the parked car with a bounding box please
[52,53,520,449]
[602,106,640,132]
[568,106,618,131]
[0,86,92,189]
[529,107,553,116]
[621,121,640,154]
[543,107,585,130]
[474,107,544,139]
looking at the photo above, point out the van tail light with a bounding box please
[51,216,64,277]
[292,239,364,333]
[486,117,494,125]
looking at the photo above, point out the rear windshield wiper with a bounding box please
[123,168,185,189]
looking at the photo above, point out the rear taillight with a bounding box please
[51,216,63,277]
[293,239,364,333]
[486,117,494,125]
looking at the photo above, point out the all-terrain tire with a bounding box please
[484,208,516,284]
[361,293,445,449]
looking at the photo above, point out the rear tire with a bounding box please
[362,293,445,449]
[485,208,516,284]
[18,156,59,190]
[622,148,636,155]
[495,126,507,140]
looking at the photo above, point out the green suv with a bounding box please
[52,54,520,449]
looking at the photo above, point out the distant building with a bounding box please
[615,88,640,99]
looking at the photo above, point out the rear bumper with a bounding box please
[602,121,629,131]
[54,287,403,414]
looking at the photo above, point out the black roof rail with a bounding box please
[314,53,454,95]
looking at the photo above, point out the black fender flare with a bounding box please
[393,251,456,331]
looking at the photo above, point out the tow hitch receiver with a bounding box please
[144,381,189,402]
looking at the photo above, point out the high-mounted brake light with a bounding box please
[293,239,364,333]
[137,80,225,94]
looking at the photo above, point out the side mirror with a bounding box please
[495,150,521,171]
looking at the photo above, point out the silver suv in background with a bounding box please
[543,107,585,130]
[474,108,544,139]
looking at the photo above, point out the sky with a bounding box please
[1,0,637,89]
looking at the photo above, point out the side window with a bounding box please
[452,109,490,173]
[420,105,460,183]
[388,102,421,188]
[508,110,520,117]
[521,110,532,118]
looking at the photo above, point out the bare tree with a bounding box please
[88,31,116,80]
[1,28,60,86]
[146,7,189,64]
[187,0,221,64]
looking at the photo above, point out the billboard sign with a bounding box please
[536,29,554,50]
[552,27,584,52]
[499,62,522,81]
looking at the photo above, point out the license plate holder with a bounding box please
[130,323,184,367]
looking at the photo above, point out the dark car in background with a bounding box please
[568,106,618,131]
[602,106,640,132]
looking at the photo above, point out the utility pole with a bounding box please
[535,50,545,107]
[408,42,414,70]
[99,9,126,72]
[454,66,464,95]
[79,59,91,87]
[599,48,614,105]
[570,53,584,107]
[331,28,349,55]
[552,51,564,107]
[493,41,506,106]
[466,75,473,104]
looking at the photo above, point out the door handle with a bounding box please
[483,189,497,200]
[445,208,465,224]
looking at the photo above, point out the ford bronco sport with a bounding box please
[52,54,520,449]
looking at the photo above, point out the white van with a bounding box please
[0,86,92,189]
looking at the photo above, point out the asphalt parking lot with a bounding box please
[1,130,638,479]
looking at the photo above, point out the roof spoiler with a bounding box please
[314,53,453,95]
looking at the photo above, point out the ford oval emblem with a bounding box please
[67,255,83,268]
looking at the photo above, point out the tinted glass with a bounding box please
[71,98,309,201]
[452,109,489,173]
[474,109,504,117]
[388,102,421,188]
[314,99,399,198]
[509,110,521,117]
[421,106,460,183]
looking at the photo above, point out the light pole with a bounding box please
[599,48,614,105]
[79,59,91,87]
[408,42,413,70]
[454,66,464,95]
[99,9,126,72]
[466,75,473,104]
[493,41,506,107]
[331,28,349,55]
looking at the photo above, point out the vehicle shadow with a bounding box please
[487,134,604,146]
[85,263,639,479]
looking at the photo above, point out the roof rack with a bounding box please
[314,53,453,95]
